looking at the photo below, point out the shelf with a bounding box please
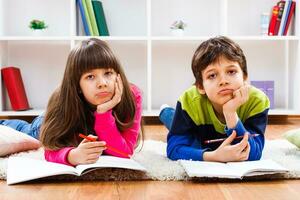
[0,109,44,116]
[73,36,148,41]
[268,109,300,116]
[151,36,300,41]
[0,36,72,41]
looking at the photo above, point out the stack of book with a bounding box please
[77,0,109,36]
[268,0,296,36]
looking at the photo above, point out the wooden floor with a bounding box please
[1,118,300,200]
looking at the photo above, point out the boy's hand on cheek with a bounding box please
[97,74,123,113]
[223,84,250,114]
[67,135,107,166]
[203,131,250,162]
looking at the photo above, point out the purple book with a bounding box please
[251,81,274,109]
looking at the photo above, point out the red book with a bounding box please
[1,66,30,111]
[274,1,285,35]
[268,5,280,36]
[283,1,296,35]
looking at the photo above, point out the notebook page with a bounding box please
[75,155,146,175]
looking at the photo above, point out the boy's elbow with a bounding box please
[247,135,265,161]
[248,144,263,161]
[248,151,262,161]
[166,144,180,161]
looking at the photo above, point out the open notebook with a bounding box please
[180,159,288,179]
[7,156,146,185]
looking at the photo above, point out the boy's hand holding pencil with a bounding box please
[203,130,251,162]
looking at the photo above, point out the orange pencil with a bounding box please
[78,133,131,158]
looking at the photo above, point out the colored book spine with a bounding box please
[1,67,30,111]
[268,6,279,36]
[85,0,99,36]
[283,1,296,35]
[77,0,90,36]
[82,0,94,35]
[92,0,110,36]
[278,0,292,36]
[274,1,285,35]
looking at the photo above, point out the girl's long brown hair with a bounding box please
[40,38,141,150]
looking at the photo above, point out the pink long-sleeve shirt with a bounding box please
[44,85,142,166]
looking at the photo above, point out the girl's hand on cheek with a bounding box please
[67,135,107,165]
[96,74,124,113]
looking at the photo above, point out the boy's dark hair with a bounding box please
[191,36,247,88]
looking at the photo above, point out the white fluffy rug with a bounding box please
[1,139,300,181]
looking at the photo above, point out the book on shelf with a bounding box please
[77,0,91,36]
[81,0,94,35]
[7,156,146,185]
[273,0,285,35]
[85,0,99,36]
[268,5,280,36]
[92,0,110,36]
[283,1,296,35]
[180,159,288,179]
[251,81,274,109]
[278,0,292,36]
[1,66,30,111]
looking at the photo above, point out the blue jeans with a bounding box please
[0,115,44,139]
[159,107,175,130]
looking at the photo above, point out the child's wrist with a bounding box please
[223,112,238,129]
[67,149,78,166]
[203,151,217,161]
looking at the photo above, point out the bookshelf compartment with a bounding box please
[0,0,70,37]
[76,0,147,36]
[227,0,276,36]
[1,41,70,112]
[151,0,221,37]
[239,40,288,109]
[107,40,148,109]
[152,40,198,109]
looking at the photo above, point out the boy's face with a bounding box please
[198,56,247,108]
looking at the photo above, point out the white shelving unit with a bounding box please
[0,0,299,117]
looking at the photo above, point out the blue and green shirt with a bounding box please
[167,85,270,161]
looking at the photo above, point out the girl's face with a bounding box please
[79,68,117,106]
[198,56,246,109]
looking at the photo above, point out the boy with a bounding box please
[160,36,270,162]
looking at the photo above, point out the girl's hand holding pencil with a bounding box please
[67,134,106,166]
[78,134,131,158]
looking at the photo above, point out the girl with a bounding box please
[1,38,143,166]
